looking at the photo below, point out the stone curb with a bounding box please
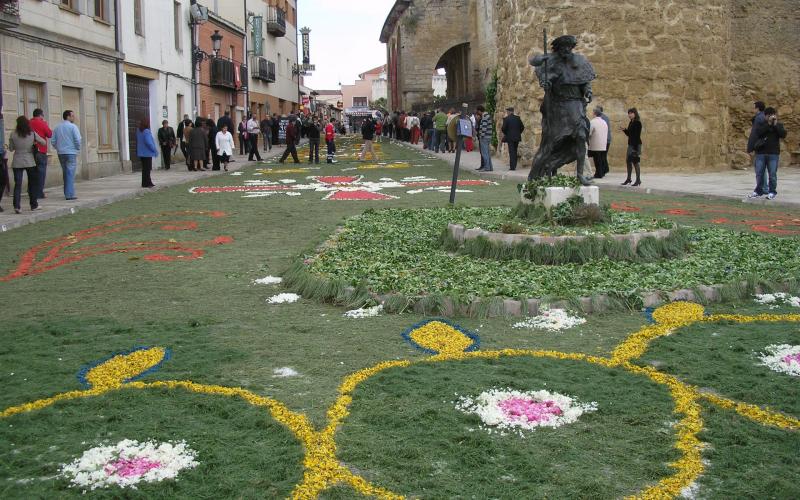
[448,223,674,250]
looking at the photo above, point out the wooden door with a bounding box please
[126,76,150,171]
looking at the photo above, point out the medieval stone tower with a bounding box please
[382,0,799,171]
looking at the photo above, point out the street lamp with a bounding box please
[211,30,223,58]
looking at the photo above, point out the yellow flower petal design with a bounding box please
[407,320,476,355]
[85,347,168,389]
[652,302,705,325]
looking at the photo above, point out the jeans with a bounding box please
[435,129,447,152]
[479,138,493,170]
[34,151,48,198]
[264,132,272,151]
[13,167,39,210]
[754,153,779,195]
[58,154,77,199]
[308,138,320,163]
[326,139,336,162]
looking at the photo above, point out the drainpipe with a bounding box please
[190,0,198,118]
[114,0,126,169]
[244,0,250,116]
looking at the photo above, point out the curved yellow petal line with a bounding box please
[700,392,800,431]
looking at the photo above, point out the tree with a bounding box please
[369,97,387,112]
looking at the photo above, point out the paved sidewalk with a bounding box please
[399,140,800,208]
[0,146,292,233]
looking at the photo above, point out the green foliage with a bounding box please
[307,207,800,301]
[522,175,582,203]
[499,221,526,234]
[485,69,499,148]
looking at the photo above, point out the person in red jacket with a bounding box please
[279,115,300,163]
[29,108,52,199]
[325,118,337,163]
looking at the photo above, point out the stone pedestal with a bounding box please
[521,186,600,210]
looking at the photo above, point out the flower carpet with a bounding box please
[1,136,799,498]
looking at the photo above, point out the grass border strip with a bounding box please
[284,260,800,318]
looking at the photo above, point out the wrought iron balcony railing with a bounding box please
[266,7,286,37]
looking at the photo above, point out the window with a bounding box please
[134,0,143,36]
[60,0,78,12]
[173,2,182,50]
[93,0,108,21]
[96,92,114,149]
[18,81,44,118]
[229,45,234,61]
[353,97,368,108]
[277,52,281,74]
[177,93,184,120]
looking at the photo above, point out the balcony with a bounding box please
[210,58,243,90]
[266,7,286,37]
[252,57,276,83]
[0,0,20,28]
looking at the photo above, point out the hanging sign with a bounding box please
[252,16,263,56]
[300,27,311,64]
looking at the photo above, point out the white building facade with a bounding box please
[118,0,194,170]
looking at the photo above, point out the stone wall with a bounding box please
[495,0,734,172]
[493,0,799,171]
[728,0,800,169]
[386,0,496,111]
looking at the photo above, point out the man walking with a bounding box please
[279,116,300,164]
[589,108,609,178]
[596,106,612,166]
[433,108,447,153]
[51,110,81,200]
[325,118,337,163]
[359,116,377,161]
[305,116,321,163]
[29,108,52,199]
[261,114,273,152]
[500,107,524,171]
[750,107,786,200]
[476,105,493,172]
[246,114,262,161]
[157,120,176,170]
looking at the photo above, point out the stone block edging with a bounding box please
[448,223,675,250]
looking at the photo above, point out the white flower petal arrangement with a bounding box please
[273,367,300,378]
[59,439,198,490]
[512,309,586,331]
[253,276,283,285]
[754,293,800,308]
[758,344,800,376]
[456,388,598,436]
[266,293,301,304]
[343,305,383,319]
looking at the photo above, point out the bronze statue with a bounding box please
[528,34,596,185]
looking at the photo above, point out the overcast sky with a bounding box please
[297,0,395,90]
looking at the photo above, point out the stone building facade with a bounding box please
[383,0,799,171]
[1,0,122,183]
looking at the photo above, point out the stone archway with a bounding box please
[435,43,470,100]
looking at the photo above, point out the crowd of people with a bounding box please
[1,99,789,214]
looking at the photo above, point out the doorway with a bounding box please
[126,76,150,171]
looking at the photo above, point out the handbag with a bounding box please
[753,136,768,152]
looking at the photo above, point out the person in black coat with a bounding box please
[750,107,787,199]
[622,108,643,186]
[157,120,176,170]
[500,107,525,171]
[206,119,220,170]
[216,111,234,136]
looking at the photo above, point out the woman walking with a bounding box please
[621,108,643,186]
[136,118,158,188]
[188,119,209,171]
[215,124,235,172]
[8,116,45,213]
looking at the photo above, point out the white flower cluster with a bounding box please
[266,293,301,304]
[253,275,283,285]
[343,304,383,319]
[758,344,800,376]
[512,308,586,331]
[60,439,198,490]
[455,388,598,436]
[754,293,800,309]
[273,367,299,378]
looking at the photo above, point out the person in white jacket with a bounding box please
[588,108,609,178]
[215,124,235,172]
